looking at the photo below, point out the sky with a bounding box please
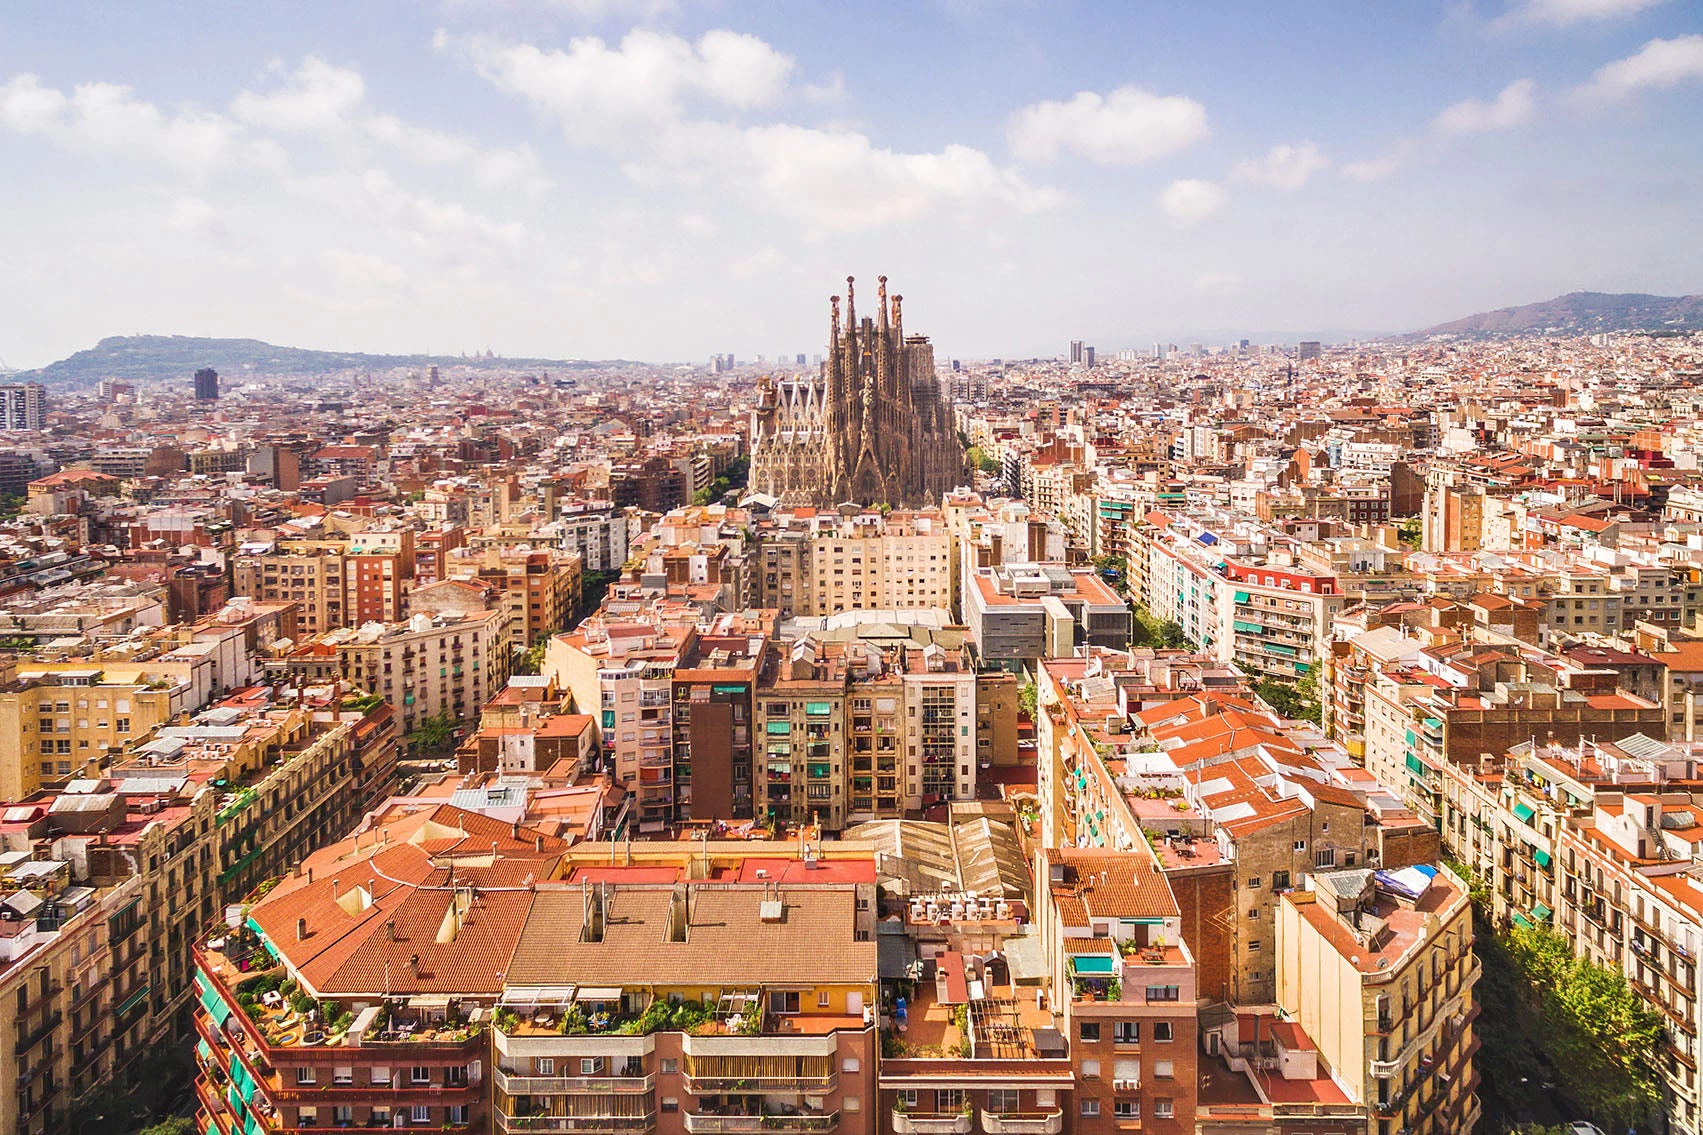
[1,0,1701,369]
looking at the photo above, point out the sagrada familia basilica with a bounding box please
[748,276,965,508]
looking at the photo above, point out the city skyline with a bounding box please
[2,1,1702,368]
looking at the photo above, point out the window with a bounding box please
[842,1057,861,1072]
[1153,1021,1173,1042]
[1080,1100,1101,1118]
[535,1058,555,1076]
[1154,1100,1174,1119]
[296,1067,316,1085]
[334,1107,352,1126]
[1080,1059,1100,1079]
[818,991,831,1008]
[842,1098,860,1113]
[769,990,801,1014]
[297,1110,317,1128]
[371,1066,392,1085]
[1145,985,1180,1002]
[1154,1059,1174,1079]
[1272,870,1290,889]
[894,1090,918,1110]
[1113,1021,1140,1045]
[660,1058,678,1074]
[987,1089,1019,1114]
[1248,908,1260,919]
[935,1090,964,1113]
[446,1107,467,1127]
[1246,876,1261,889]
[333,1066,353,1085]
[580,1058,603,1076]
[1079,1021,1101,1042]
[412,1106,431,1124]
[1293,839,1307,852]
[662,1099,680,1114]
[411,1066,431,1084]
[1315,848,1336,868]
[1113,1101,1139,1120]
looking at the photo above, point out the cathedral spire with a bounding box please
[877,276,889,335]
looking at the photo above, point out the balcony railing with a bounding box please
[682,1113,838,1135]
[495,1115,655,1134]
[684,1073,837,1094]
[494,1070,654,1094]
[889,1113,970,1135]
[979,1111,1063,1135]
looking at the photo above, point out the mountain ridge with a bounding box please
[1404,290,1703,340]
[13,334,630,387]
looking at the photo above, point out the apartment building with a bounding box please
[964,564,1129,666]
[547,616,696,831]
[1361,641,1666,832]
[0,669,181,799]
[1035,848,1199,1135]
[327,609,511,737]
[452,548,582,651]
[1276,866,1481,1135]
[748,510,952,617]
[673,622,766,822]
[193,805,567,1135]
[758,639,849,829]
[234,540,410,637]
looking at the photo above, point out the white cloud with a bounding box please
[0,73,257,176]
[462,29,793,143]
[1499,0,1667,27]
[232,57,365,133]
[1576,34,1703,102]
[168,195,224,237]
[1340,146,1409,182]
[459,29,1057,230]
[1158,178,1226,226]
[1230,142,1329,190]
[1007,85,1208,164]
[1433,78,1537,135]
[0,74,67,133]
[1195,271,1244,295]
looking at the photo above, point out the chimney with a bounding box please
[307,866,314,884]
[296,917,308,940]
[534,834,544,853]
[511,820,520,841]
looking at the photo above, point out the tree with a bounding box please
[1502,923,1663,1129]
[1018,681,1038,721]
[965,446,1001,475]
[1396,516,1422,549]
[513,641,547,676]
[409,709,459,754]
[141,1119,198,1135]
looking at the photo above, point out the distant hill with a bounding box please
[1406,291,1703,340]
[17,334,626,387]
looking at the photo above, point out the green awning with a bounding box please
[1513,802,1536,823]
[1233,621,1264,634]
[198,1039,212,1062]
[1534,849,1552,869]
[1234,591,1250,603]
[805,702,832,715]
[1070,954,1116,975]
[1533,903,1553,921]
[1511,912,1533,929]
[200,981,233,1026]
[1405,754,1428,777]
[206,1116,222,1135]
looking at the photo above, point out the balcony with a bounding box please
[684,1073,837,1094]
[494,1070,654,1094]
[889,1114,970,1135]
[682,1113,837,1135]
[496,1116,655,1134]
[979,1111,1063,1135]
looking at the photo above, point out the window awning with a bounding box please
[1534,849,1552,869]
[1405,754,1429,777]
[407,994,453,1009]
[1533,902,1553,921]
[1513,802,1536,824]
[1511,911,1533,929]
[1069,954,1116,976]
[576,986,624,1001]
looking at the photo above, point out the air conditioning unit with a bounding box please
[1112,1078,1139,1092]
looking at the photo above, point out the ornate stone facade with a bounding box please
[749,275,965,508]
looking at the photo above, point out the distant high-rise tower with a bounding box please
[749,275,965,507]
[1298,341,1323,361]
[795,353,807,366]
[193,367,219,400]
[0,383,46,431]
[1084,346,1096,367]
[1069,340,1084,364]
